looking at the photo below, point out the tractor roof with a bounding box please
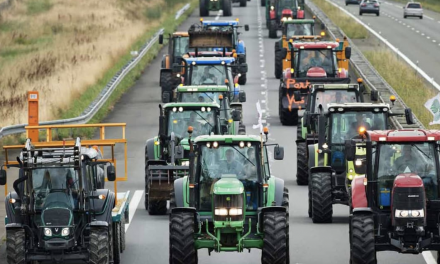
[177,85,229,92]
[291,41,339,49]
[172,32,189,37]
[194,134,262,143]
[367,130,440,142]
[202,21,239,26]
[327,103,390,111]
[311,83,360,91]
[184,57,235,64]
[283,19,315,24]
[163,102,221,108]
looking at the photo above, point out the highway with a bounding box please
[330,0,440,86]
[0,0,433,263]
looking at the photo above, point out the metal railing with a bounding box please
[0,3,191,139]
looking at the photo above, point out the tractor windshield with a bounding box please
[167,109,218,138]
[330,111,387,144]
[173,36,190,58]
[32,167,79,210]
[279,0,296,10]
[375,142,438,203]
[312,90,358,112]
[286,23,313,37]
[178,92,222,104]
[295,49,336,77]
[197,144,260,211]
[190,65,233,86]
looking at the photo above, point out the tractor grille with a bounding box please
[42,208,72,226]
[213,194,244,222]
[393,187,425,210]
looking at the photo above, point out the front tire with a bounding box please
[160,72,175,103]
[223,0,232,16]
[269,20,277,39]
[238,73,247,85]
[296,140,308,185]
[274,43,283,79]
[6,229,26,264]
[113,223,121,264]
[240,0,247,7]
[350,214,377,264]
[261,0,266,6]
[262,211,288,264]
[90,227,110,264]
[311,172,333,223]
[170,211,198,264]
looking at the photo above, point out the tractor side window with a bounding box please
[174,37,190,58]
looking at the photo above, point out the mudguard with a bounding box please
[351,176,368,209]
[236,40,245,54]
[173,177,188,208]
[258,206,287,230]
[145,138,158,162]
[171,207,199,231]
[5,223,23,229]
[90,221,109,227]
[89,190,115,223]
[5,192,20,224]
[273,177,285,206]
[352,207,372,214]
[309,166,333,175]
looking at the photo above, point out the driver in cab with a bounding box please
[200,67,217,84]
[220,148,243,176]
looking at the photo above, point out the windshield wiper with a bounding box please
[193,111,214,129]
[231,146,255,167]
[203,92,214,102]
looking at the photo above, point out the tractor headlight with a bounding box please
[355,160,362,166]
[282,17,287,21]
[215,208,228,216]
[287,17,292,20]
[181,161,190,166]
[229,208,243,216]
[44,228,52,237]
[322,143,328,149]
[395,210,409,218]
[270,5,274,10]
[61,228,70,236]
[395,209,424,218]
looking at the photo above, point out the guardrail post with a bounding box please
[28,91,39,143]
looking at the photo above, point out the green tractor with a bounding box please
[295,82,378,185]
[169,131,289,263]
[200,0,233,17]
[145,102,242,214]
[305,102,414,223]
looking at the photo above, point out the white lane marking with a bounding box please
[425,15,434,20]
[422,251,436,264]
[125,190,143,232]
[433,40,437,43]
[422,33,425,36]
[416,30,420,33]
[261,92,266,95]
[427,36,431,39]
[215,10,222,20]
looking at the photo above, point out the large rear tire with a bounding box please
[269,20,277,39]
[6,229,25,264]
[240,0,247,7]
[144,145,149,211]
[223,0,232,16]
[261,211,288,264]
[274,43,283,79]
[200,0,209,16]
[296,141,308,185]
[90,227,110,264]
[160,72,175,103]
[148,199,167,215]
[238,73,247,85]
[350,214,377,264]
[170,211,198,264]
[311,172,333,223]
[113,223,121,264]
[120,215,126,252]
[280,109,298,126]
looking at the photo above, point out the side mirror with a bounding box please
[107,165,116,182]
[162,92,171,103]
[240,63,248,73]
[280,48,288,59]
[345,46,352,60]
[232,110,241,121]
[274,146,284,160]
[345,140,356,161]
[293,91,301,102]
[244,24,249,31]
[175,145,184,160]
[370,90,379,101]
[405,108,414,125]
[0,169,7,185]
[239,91,246,102]
[159,34,164,45]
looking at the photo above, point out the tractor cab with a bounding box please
[348,130,440,261]
[282,19,316,38]
[267,0,304,38]
[201,19,249,55]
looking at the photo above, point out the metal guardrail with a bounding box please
[0,3,191,139]
[305,0,424,130]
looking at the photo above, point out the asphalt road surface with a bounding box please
[0,1,432,263]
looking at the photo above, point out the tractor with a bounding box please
[199,0,233,17]
[295,81,378,185]
[267,0,304,38]
[169,130,290,263]
[144,102,242,214]
[305,102,414,223]
[278,37,352,126]
[158,32,190,101]
[345,128,440,264]
[274,18,324,79]
[0,124,130,264]
[200,19,250,84]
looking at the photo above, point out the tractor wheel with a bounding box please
[269,20,277,39]
[170,211,198,264]
[169,191,176,213]
[311,172,333,223]
[6,229,25,264]
[200,0,209,16]
[278,87,298,126]
[238,73,247,85]
[144,146,149,211]
[262,211,288,264]
[308,185,312,218]
[89,227,110,264]
[282,187,289,215]
[113,222,121,264]
[160,72,174,103]
[274,49,283,79]
[223,0,232,16]
[296,141,308,185]
[350,214,376,264]
[120,215,126,252]
[240,0,247,7]
[148,199,167,215]
[261,0,266,6]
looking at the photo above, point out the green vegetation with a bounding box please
[26,0,53,15]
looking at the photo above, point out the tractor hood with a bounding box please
[213,175,244,195]
[41,192,74,227]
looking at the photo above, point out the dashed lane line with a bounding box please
[125,190,143,232]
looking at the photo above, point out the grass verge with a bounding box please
[310,0,369,39]
[364,50,440,129]
[391,0,440,13]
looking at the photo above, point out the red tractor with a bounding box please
[267,0,305,38]
[347,128,440,263]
